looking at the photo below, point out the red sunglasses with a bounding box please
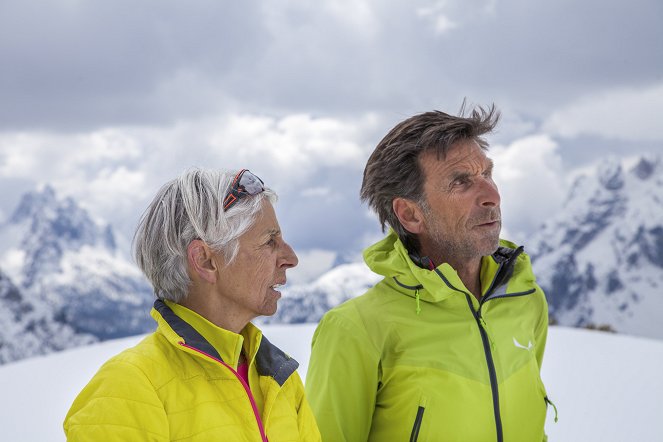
[223,169,265,211]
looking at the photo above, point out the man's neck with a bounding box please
[424,253,483,300]
[452,259,483,301]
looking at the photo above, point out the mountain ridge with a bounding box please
[529,154,663,338]
[0,185,154,363]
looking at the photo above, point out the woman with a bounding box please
[64,168,321,441]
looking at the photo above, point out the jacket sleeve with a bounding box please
[305,306,381,442]
[535,285,551,442]
[288,371,322,441]
[64,358,169,441]
[534,284,549,370]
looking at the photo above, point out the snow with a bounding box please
[0,324,661,441]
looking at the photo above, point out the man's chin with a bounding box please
[478,236,501,256]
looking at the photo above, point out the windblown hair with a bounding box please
[360,103,500,252]
[133,168,277,303]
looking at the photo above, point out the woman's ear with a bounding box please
[187,239,218,284]
[392,197,425,234]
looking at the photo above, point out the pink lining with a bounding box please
[179,341,268,442]
[237,362,250,385]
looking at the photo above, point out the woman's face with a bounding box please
[216,199,298,324]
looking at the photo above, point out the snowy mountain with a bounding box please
[529,154,663,339]
[0,185,154,363]
[258,262,382,324]
[0,267,95,364]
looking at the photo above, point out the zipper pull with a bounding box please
[545,396,559,423]
[479,316,496,351]
[415,289,421,315]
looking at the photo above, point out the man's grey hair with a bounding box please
[133,168,277,303]
[360,103,500,253]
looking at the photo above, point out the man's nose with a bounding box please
[479,178,501,208]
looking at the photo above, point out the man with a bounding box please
[306,106,553,441]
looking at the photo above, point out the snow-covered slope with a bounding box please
[0,325,660,442]
[529,154,663,338]
[0,186,154,363]
[0,267,95,364]
[258,262,382,324]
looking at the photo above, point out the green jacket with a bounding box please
[306,231,550,442]
[65,300,321,441]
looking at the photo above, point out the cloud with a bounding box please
[286,249,338,285]
[208,113,374,180]
[2,0,659,133]
[416,6,458,34]
[0,130,149,231]
[0,0,659,265]
[543,82,663,142]
[0,111,381,254]
[491,134,566,242]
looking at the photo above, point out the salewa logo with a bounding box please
[513,337,533,351]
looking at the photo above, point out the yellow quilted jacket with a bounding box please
[64,300,321,441]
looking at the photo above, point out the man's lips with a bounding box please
[476,219,501,227]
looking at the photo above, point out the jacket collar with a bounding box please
[151,299,299,386]
[363,230,532,303]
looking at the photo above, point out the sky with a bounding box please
[0,0,661,283]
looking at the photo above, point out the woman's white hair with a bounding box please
[132,168,277,303]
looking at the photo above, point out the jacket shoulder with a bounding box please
[322,279,393,322]
[98,332,183,390]
[64,334,171,440]
[316,280,399,352]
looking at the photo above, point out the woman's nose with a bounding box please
[280,241,298,269]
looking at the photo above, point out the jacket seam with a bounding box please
[104,358,165,392]
[483,288,537,302]
[66,422,168,438]
[82,394,165,411]
[392,276,423,291]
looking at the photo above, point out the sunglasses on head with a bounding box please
[223,169,265,211]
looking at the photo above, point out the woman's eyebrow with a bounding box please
[263,228,281,237]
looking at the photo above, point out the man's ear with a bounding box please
[187,239,218,284]
[392,197,425,234]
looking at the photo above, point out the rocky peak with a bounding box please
[529,152,663,339]
[5,186,117,288]
[631,154,660,181]
[597,158,624,190]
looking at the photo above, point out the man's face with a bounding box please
[417,140,501,263]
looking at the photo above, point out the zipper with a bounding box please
[434,268,505,442]
[409,406,425,442]
[465,293,504,442]
[545,396,559,423]
[431,248,534,442]
[179,342,268,442]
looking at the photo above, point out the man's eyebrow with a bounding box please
[450,171,471,181]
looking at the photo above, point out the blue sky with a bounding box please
[0,0,661,283]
